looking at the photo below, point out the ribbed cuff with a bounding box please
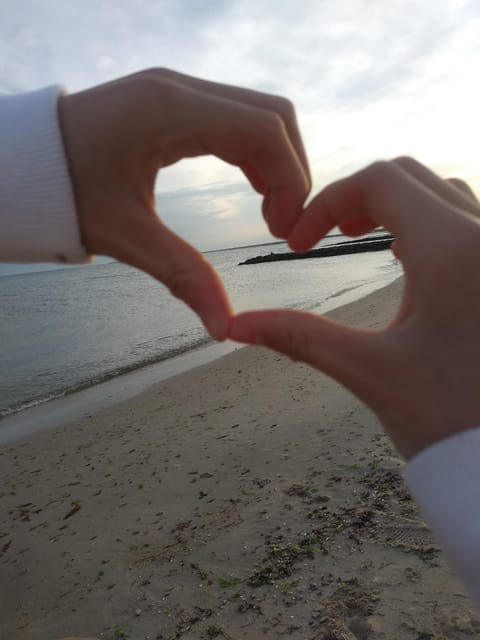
[0,86,89,263]
[404,427,480,610]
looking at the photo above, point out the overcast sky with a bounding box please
[1,0,479,263]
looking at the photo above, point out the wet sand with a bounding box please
[1,277,478,639]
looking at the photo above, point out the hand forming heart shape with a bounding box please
[59,68,310,340]
[230,158,480,458]
[60,68,480,460]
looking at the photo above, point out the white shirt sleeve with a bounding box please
[404,427,480,610]
[0,86,88,263]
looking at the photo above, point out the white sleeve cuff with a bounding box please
[404,427,480,610]
[0,86,89,263]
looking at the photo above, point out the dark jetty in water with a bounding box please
[239,234,394,265]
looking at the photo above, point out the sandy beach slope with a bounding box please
[1,277,478,639]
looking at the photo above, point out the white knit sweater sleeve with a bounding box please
[404,427,480,610]
[0,86,88,263]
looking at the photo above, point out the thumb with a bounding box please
[109,211,233,340]
[229,309,385,402]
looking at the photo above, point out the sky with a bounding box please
[1,0,479,271]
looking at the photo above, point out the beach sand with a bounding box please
[1,277,478,640]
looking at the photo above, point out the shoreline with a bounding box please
[1,274,477,640]
[0,274,400,446]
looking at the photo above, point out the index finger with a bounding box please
[147,68,311,190]
[288,161,457,252]
[174,87,310,238]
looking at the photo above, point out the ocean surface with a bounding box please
[0,235,401,417]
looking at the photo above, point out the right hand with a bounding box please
[230,158,480,460]
[59,69,311,340]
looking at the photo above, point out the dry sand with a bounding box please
[1,277,478,640]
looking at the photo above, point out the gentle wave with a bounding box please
[0,334,213,418]
[0,239,401,419]
[0,294,324,418]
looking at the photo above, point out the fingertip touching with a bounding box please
[229,312,262,346]
[287,195,336,252]
[265,180,310,239]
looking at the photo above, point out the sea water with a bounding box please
[0,236,401,417]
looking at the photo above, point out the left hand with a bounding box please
[59,68,311,340]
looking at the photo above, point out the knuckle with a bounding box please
[129,70,158,95]
[447,176,469,189]
[447,176,476,199]
[392,155,419,171]
[362,160,392,183]
[123,74,182,130]
[141,66,173,79]
[273,96,296,121]
[260,110,286,135]
[135,68,180,95]
[448,178,480,212]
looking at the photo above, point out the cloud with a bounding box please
[0,0,240,92]
[96,55,116,72]
[1,0,479,252]
[155,180,266,250]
